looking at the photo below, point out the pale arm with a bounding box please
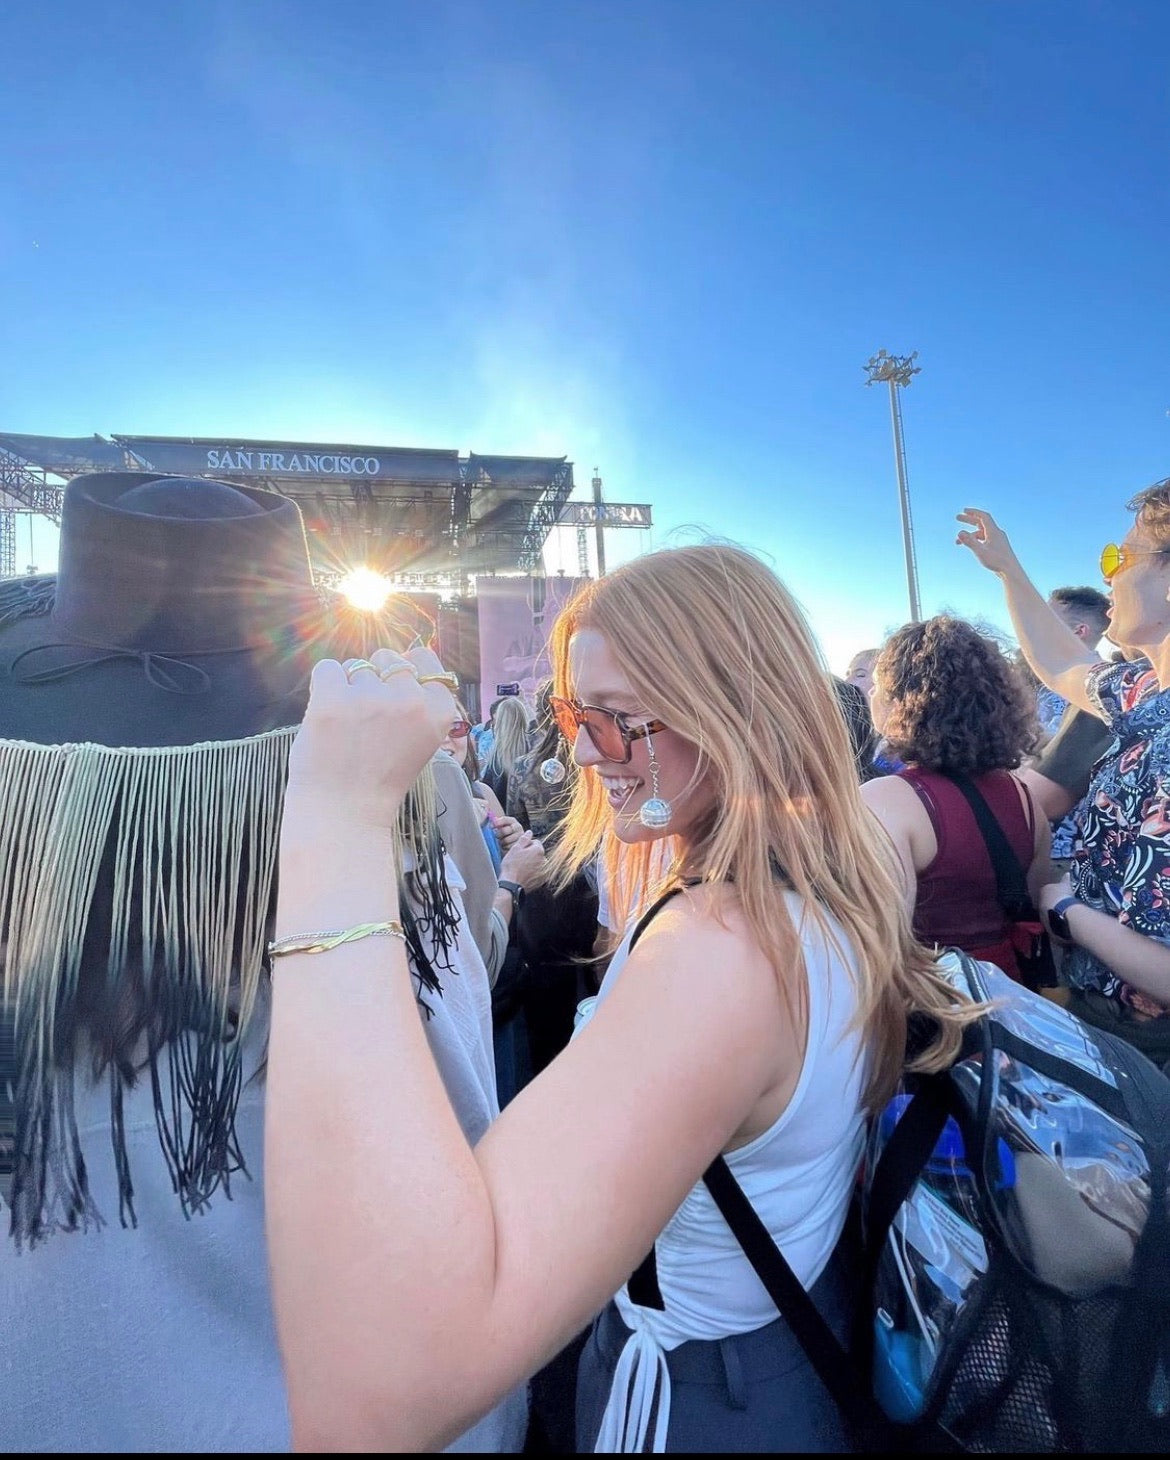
[1016,767,1076,823]
[1040,882,1170,1004]
[956,509,1102,715]
[268,874,787,1451]
[1021,781,1054,910]
[477,781,507,825]
[861,775,919,916]
[266,657,791,1452]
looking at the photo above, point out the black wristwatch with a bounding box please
[1046,895,1079,945]
[498,879,525,913]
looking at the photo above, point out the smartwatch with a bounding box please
[498,879,525,913]
[1046,895,1079,945]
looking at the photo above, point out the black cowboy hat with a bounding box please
[0,471,337,745]
[0,471,445,1243]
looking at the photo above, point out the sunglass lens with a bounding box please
[1101,544,1121,582]
[450,720,471,738]
[582,707,627,761]
[550,698,580,743]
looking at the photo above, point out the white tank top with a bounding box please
[580,889,868,1452]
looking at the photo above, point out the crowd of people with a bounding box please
[3,465,1170,1452]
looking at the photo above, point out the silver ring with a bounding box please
[377,663,417,683]
[343,659,379,681]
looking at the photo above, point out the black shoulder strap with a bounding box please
[948,773,1030,917]
[625,880,948,1450]
[627,878,702,953]
[702,1157,888,1442]
[701,1079,957,1453]
[698,1162,905,1448]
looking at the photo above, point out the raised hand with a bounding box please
[283,646,458,835]
[955,508,1022,577]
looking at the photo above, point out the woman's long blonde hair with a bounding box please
[487,695,532,781]
[549,544,975,1108]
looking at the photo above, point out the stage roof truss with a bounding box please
[0,433,576,577]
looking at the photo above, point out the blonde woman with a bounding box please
[483,692,532,806]
[266,546,973,1453]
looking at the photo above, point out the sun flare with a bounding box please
[338,567,393,612]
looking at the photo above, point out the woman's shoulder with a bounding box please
[861,767,928,819]
[628,882,762,962]
[602,886,799,1067]
[626,880,814,991]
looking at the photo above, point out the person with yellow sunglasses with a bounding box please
[958,485,1170,1064]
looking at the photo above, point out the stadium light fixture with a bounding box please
[864,350,922,623]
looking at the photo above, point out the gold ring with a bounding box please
[343,659,379,680]
[377,663,417,683]
[416,672,459,691]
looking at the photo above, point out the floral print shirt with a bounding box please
[1036,685,1070,738]
[1066,658,1167,1014]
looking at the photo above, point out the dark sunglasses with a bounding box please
[447,719,472,739]
[549,695,666,764]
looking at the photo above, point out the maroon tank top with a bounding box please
[898,767,1035,978]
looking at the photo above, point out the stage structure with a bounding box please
[0,433,583,584]
[0,432,653,717]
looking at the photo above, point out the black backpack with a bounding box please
[629,894,1170,1453]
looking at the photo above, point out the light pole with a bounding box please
[864,349,922,623]
[591,467,607,577]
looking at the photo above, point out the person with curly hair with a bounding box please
[861,615,1050,981]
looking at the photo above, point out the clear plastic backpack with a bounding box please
[704,949,1170,1453]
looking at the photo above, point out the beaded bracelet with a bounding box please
[267,921,407,958]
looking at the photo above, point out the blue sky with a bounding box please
[2,0,1167,671]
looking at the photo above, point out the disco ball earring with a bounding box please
[539,756,567,785]
[638,731,673,829]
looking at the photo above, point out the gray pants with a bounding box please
[576,1258,854,1453]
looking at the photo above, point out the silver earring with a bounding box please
[539,757,567,785]
[639,731,673,829]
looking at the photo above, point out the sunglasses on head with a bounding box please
[1100,542,1170,583]
[447,719,472,739]
[549,695,666,764]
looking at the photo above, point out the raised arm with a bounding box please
[266,649,795,1452]
[955,509,1103,717]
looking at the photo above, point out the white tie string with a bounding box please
[593,1318,672,1452]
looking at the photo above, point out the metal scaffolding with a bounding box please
[0,435,650,589]
[0,435,575,584]
[0,510,13,579]
[0,445,65,579]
